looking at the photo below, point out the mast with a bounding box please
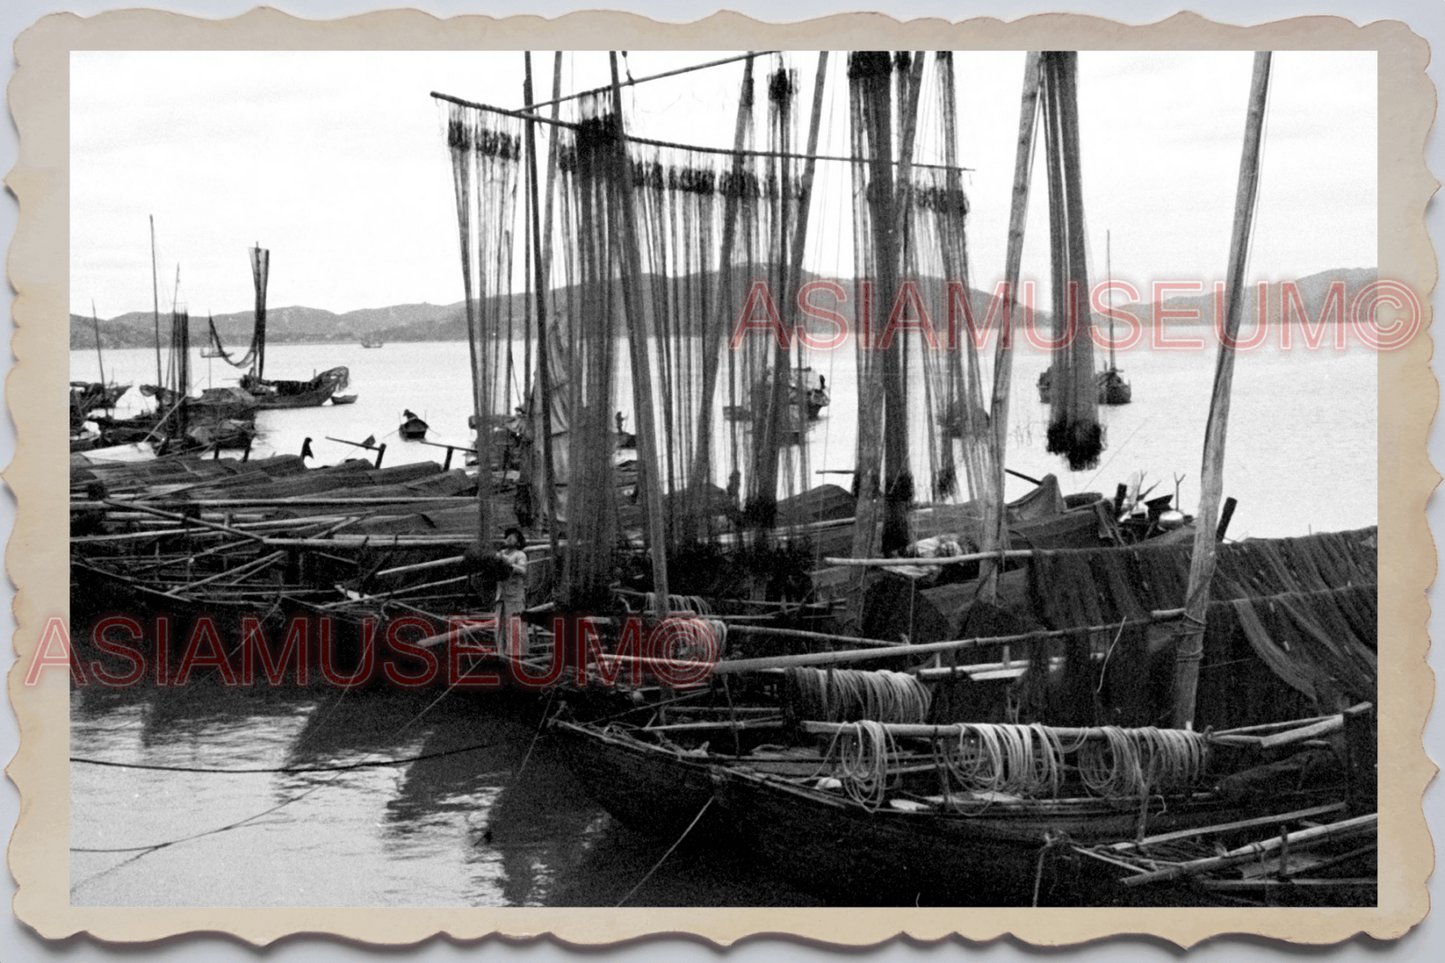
[523,51,560,564]
[250,244,270,380]
[1171,51,1272,730]
[979,52,1044,602]
[687,55,755,542]
[150,216,162,389]
[90,301,105,387]
[609,51,671,619]
[789,53,829,507]
[1107,230,1115,374]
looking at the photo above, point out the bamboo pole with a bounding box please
[980,52,1044,602]
[880,51,927,556]
[686,54,755,541]
[1172,52,1272,730]
[1103,802,1347,852]
[790,53,829,504]
[524,52,561,565]
[800,720,1200,741]
[150,216,163,389]
[163,550,285,597]
[825,549,1035,567]
[104,499,269,544]
[1120,812,1374,887]
[609,51,671,619]
[1056,52,1100,465]
[432,90,975,173]
[723,623,907,648]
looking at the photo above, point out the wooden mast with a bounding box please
[608,51,671,620]
[1107,230,1115,375]
[91,301,105,388]
[250,243,270,381]
[523,51,560,564]
[755,54,829,532]
[979,52,1044,602]
[1172,51,1273,730]
[789,53,829,504]
[687,55,755,542]
[150,215,162,389]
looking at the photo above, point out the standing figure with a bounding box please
[496,526,529,654]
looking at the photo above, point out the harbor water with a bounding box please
[69,337,1377,907]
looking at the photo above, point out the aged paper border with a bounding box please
[4,6,1436,949]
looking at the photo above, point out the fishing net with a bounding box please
[1038,51,1103,471]
[446,104,524,550]
[1026,527,1378,629]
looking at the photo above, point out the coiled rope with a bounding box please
[1075,725,1208,798]
[642,592,714,616]
[933,723,1071,799]
[932,724,1208,801]
[835,720,901,811]
[785,667,931,724]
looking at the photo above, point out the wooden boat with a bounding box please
[360,336,385,349]
[187,386,259,419]
[70,380,130,417]
[331,394,358,405]
[1036,367,1131,406]
[1098,367,1132,405]
[222,245,351,409]
[400,410,429,440]
[708,747,1350,906]
[747,367,830,423]
[241,367,351,409]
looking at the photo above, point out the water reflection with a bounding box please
[71,679,816,907]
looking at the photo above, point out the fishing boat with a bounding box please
[1039,231,1131,406]
[209,244,352,409]
[331,394,358,405]
[240,367,350,409]
[1036,367,1131,406]
[400,409,429,440]
[556,522,1377,904]
[70,380,130,418]
[541,49,1374,908]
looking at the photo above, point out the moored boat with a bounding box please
[400,409,429,440]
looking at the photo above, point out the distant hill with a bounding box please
[1114,268,1378,327]
[71,267,1377,350]
[70,301,475,351]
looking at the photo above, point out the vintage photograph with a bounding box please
[62,44,1383,912]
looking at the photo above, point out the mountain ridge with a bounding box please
[71,267,1378,350]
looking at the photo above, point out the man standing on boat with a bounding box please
[496,527,530,655]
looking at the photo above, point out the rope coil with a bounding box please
[785,667,931,724]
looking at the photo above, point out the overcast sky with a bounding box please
[70,49,1376,318]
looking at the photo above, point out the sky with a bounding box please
[69,49,1377,318]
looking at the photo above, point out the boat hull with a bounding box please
[711,768,1258,906]
[551,720,724,839]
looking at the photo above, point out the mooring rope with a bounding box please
[614,797,715,907]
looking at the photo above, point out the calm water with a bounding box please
[69,334,1377,907]
[74,335,1376,539]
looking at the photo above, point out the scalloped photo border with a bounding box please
[4,6,1435,949]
